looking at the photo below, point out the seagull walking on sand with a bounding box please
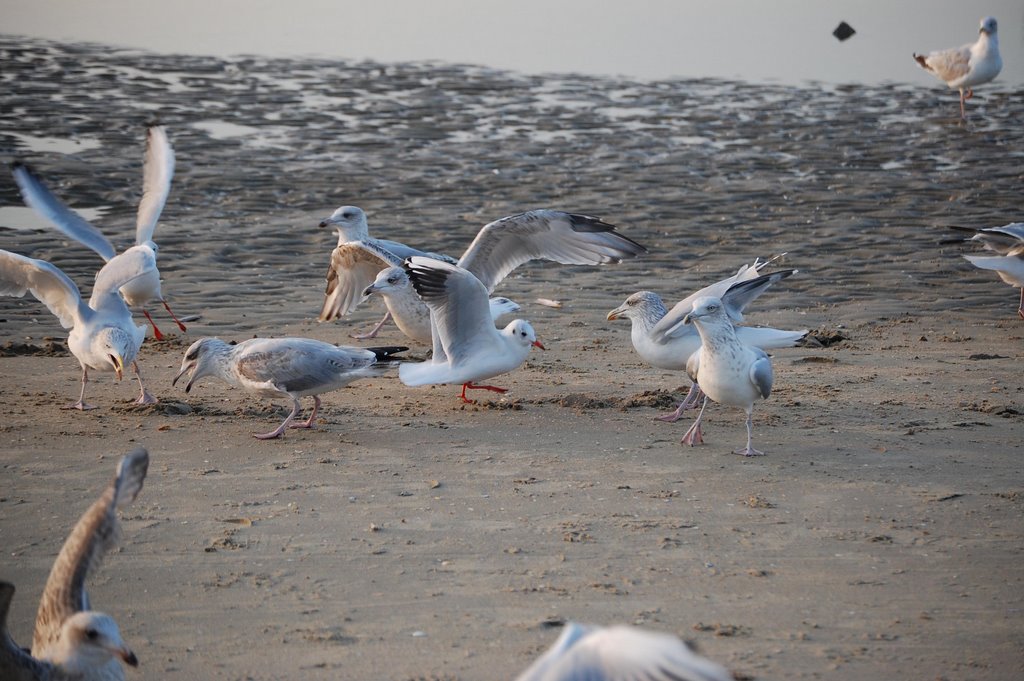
[0,248,157,409]
[173,337,406,439]
[950,223,1024,319]
[0,447,148,681]
[12,126,188,340]
[680,277,781,456]
[319,209,646,341]
[514,622,733,681]
[398,257,545,403]
[318,205,457,338]
[914,16,1002,120]
[608,261,803,424]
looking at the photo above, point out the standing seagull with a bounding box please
[951,223,1024,319]
[514,622,733,681]
[319,209,646,341]
[12,126,188,340]
[0,248,157,408]
[319,205,457,338]
[173,337,406,439]
[608,261,803,423]
[914,16,1002,120]
[0,447,148,681]
[398,257,545,402]
[680,277,781,456]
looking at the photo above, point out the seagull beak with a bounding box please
[118,647,139,668]
[682,313,694,326]
[532,340,546,350]
[172,362,195,392]
[109,354,124,380]
[363,283,380,297]
[606,305,626,321]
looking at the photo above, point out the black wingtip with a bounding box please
[366,346,409,361]
[403,259,451,301]
[567,213,649,254]
[725,269,797,297]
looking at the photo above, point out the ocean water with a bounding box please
[1,0,1022,86]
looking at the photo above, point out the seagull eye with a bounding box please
[85,629,99,641]
[387,277,398,284]
[185,349,198,361]
[707,305,717,312]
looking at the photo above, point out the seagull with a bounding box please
[0,447,148,681]
[514,622,733,681]
[0,248,157,409]
[11,126,188,340]
[398,257,545,402]
[318,205,457,339]
[680,279,780,456]
[328,240,521,344]
[319,209,646,341]
[608,261,804,424]
[173,337,406,439]
[950,223,1024,318]
[914,16,1002,120]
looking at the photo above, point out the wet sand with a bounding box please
[0,38,1022,680]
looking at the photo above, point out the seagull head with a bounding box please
[607,291,665,323]
[980,16,998,36]
[58,611,138,673]
[363,266,410,297]
[173,337,229,393]
[319,205,369,242]
[505,319,545,350]
[95,327,135,380]
[682,296,728,327]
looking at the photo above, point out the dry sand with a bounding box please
[0,38,1022,680]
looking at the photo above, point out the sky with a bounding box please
[0,0,1021,86]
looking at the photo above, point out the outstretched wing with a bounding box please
[0,249,88,329]
[11,162,117,262]
[33,448,149,653]
[458,210,647,293]
[319,241,402,321]
[88,247,155,310]
[404,257,495,365]
[136,126,175,246]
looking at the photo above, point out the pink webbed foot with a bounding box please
[733,446,766,457]
[135,390,158,405]
[63,400,97,411]
[680,421,703,446]
[253,427,286,440]
[654,384,703,423]
[288,396,321,430]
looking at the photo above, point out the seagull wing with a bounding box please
[0,250,88,329]
[404,256,495,365]
[918,44,972,83]
[319,241,402,321]
[32,448,149,653]
[515,624,733,681]
[88,247,156,310]
[135,126,175,246]
[234,339,378,393]
[1,582,62,681]
[11,163,116,262]
[458,210,647,293]
[749,350,774,400]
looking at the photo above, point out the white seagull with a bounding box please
[0,447,148,681]
[319,209,646,341]
[514,622,733,681]
[0,248,157,409]
[952,223,1024,319]
[608,261,804,424]
[173,337,406,439]
[914,16,1002,120]
[318,205,457,338]
[398,257,545,402]
[680,279,779,456]
[12,126,188,340]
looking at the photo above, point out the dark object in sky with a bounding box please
[833,21,856,42]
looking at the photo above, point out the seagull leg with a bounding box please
[254,398,301,439]
[131,361,158,405]
[1018,288,1023,320]
[350,311,392,340]
[959,90,967,120]
[680,396,707,446]
[142,309,165,341]
[289,395,322,429]
[733,407,765,457]
[655,382,703,422]
[460,382,508,403]
[161,298,189,333]
[63,366,97,411]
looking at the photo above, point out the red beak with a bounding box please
[532,340,546,350]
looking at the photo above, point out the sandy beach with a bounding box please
[1,38,1022,680]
